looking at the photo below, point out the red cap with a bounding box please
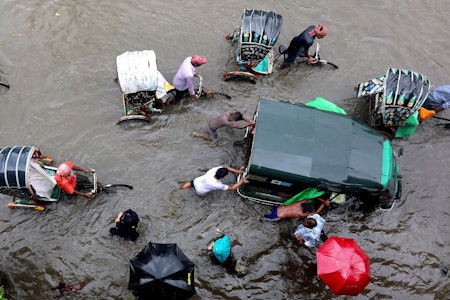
[191,55,207,66]
[315,24,328,38]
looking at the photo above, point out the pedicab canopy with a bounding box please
[116,50,169,98]
[238,9,282,73]
[357,68,430,128]
[0,146,57,200]
[244,98,395,197]
[0,146,35,189]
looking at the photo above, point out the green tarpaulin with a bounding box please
[283,187,325,205]
[305,97,347,114]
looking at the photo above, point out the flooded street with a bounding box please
[1,0,449,299]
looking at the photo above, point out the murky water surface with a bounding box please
[1,0,449,299]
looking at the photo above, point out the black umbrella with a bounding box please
[129,242,195,300]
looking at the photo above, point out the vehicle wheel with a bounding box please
[117,115,151,124]
[223,71,257,84]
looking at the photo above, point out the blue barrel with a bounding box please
[0,146,35,188]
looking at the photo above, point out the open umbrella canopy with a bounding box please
[316,236,370,296]
[129,242,195,300]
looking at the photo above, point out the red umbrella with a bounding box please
[316,236,370,296]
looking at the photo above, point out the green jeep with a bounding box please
[237,97,401,209]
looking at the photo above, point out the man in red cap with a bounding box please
[54,161,93,198]
[172,55,207,102]
[280,24,328,69]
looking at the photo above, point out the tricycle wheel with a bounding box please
[223,71,257,84]
[117,115,151,124]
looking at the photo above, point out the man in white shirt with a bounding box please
[294,214,327,248]
[182,165,248,196]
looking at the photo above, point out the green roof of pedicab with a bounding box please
[248,98,387,192]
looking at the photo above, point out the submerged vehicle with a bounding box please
[116,50,230,124]
[0,146,132,210]
[355,68,430,139]
[223,9,283,83]
[236,98,401,209]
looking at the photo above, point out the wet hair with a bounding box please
[232,111,243,121]
[215,168,229,179]
[304,218,317,228]
[120,209,139,228]
[302,203,315,213]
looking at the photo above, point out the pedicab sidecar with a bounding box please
[116,50,175,124]
[223,9,283,83]
[116,50,231,124]
[0,146,132,210]
[0,146,61,210]
[355,67,430,139]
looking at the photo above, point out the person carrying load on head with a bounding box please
[173,55,207,102]
[54,161,93,198]
[419,85,450,121]
[280,24,328,69]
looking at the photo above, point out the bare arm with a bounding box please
[232,121,256,130]
[227,176,248,191]
[314,198,330,214]
[223,165,244,174]
[72,189,92,199]
[434,106,445,113]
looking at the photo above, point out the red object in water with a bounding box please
[316,236,371,296]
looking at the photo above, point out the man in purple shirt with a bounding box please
[173,55,207,101]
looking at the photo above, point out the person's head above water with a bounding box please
[215,168,229,179]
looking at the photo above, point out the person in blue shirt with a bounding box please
[280,24,328,69]
[207,234,248,277]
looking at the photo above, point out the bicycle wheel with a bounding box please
[0,82,10,94]
[201,88,232,99]
[117,115,151,124]
[98,183,133,194]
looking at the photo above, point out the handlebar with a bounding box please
[195,74,203,99]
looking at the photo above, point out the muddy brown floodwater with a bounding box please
[0,0,449,299]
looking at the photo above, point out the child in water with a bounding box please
[110,209,139,241]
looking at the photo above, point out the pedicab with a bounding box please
[116,50,231,124]
[355,67,430,139]
[223,9,283,83]
[0,146,133,210]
